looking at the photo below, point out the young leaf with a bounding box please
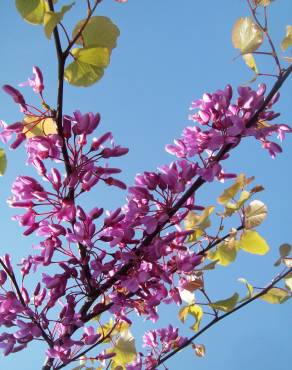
[192,343,206,357]
[210,293,239,312]
[242,53,259,74]
[0,149,7,176]
[281,25,292,51]
[244,200,267,229]
[217,174,247,205]
[72,16,120,50]
[15,0,46,24]
[260,288,290,304]
[23,116,57,137]
[64,47,110,87]
[109,330,137,370]
[185,206,214,242]
[43,3,74,39]
[238,230,269,255]
[283,258,292,268]
[238,277,254,301]
[232,17,264,54]
[208,242,237,266]
[189,305,203,331]
[279,243,291,257]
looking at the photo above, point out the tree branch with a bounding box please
[154,267,292,369]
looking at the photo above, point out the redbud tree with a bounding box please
[0,1,291,369]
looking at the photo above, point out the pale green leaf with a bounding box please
[232,17,264,54]
[15,0,46,24]
[260,288,290,304]
[210,293,239,312]
[43,3,74,39]
[72,16,120,50]
[238,230,269,255]
[208,242,237,266]
[64,59,104,87]
[0,149,7,176]
[109,330,137,370]
[238,277,254,301]
[185,206,214,242]
[281,25,292,51]
[243,53,259,74]
[217,174,247,205]
[189,305,203,331]
[71,47,110,68]
[244,200,267,229]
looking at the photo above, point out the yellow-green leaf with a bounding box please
[109,330,137,370]
[260,288,290,304]
[72,16,120,50]
[281,25,292,51]
[189,305,203,331]
[217,174,247,205]
[64,59,104,87]
[72,47,110,68]
[210,293,239,312]
[238,230,269,255]
[208,242,237,266]
[0,149,7,176]
[243,53,259,74]
[43,3,74,39]
[185,206,214,242]
[244,200,267,229]
[238,277,254,301]
[15,0,46,24]
[232,17,264,54]
[23,116,57,137]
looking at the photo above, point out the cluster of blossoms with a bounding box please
[0,63,289,369]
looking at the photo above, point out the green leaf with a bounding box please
[208,242,237,266]
[72,16,120,50]
[0,149,7,176]
[232,17,264,54]
[109,330,137,370]
[44,3,74,39]
[15,0,46,24]
[64,47,110,87]
[185,206,215,242]
[242,53,259,74]
[189,305,203,331]
[179,305,203,332]
[72,47,110,67]
[260,288,290,304]
[238,230,269,255]
[210,293,239,312]
[64,60,103,87]
[238,277,254,301]
[218,174,247,205]
[244,200,267,229]
[281,25,292,51]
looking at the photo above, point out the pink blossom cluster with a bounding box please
[0,65,289,367]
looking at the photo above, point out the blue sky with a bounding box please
[0,1,291,369]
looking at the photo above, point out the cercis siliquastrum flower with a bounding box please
[0,66,290,368]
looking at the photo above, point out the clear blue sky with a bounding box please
[0,1,291,369]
